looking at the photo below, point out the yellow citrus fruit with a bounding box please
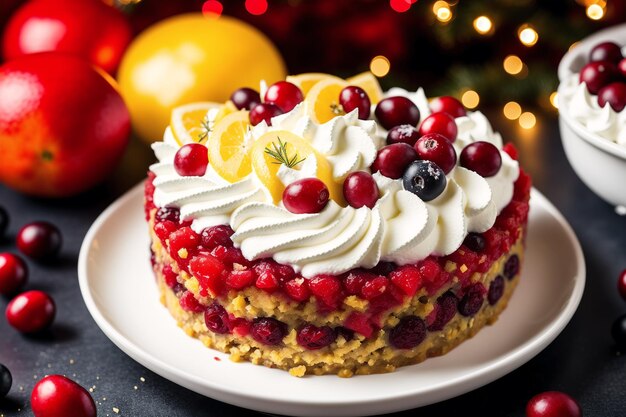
[251,130,342,204]
[304,78,349,124]
[170,102,220,145]
[347,72,384,104]
[118,14,286,143]
[207,110,252,183]
[286,73,343,96]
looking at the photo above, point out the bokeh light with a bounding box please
[390,0,412,13]
[550,92,559,109]
[586,4,605,20]
[519,112,537,129]
[245,0,268,15]
[473,16,493,35]
[202,0,223,18]
[370,55,391,77]
[503,55,524,75]
[433,1,452,23]
[503,102,522,120]
[518,25,539,46]
[461,90,480,109]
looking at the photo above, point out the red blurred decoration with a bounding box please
[202,0,223,17]
[245,0,268,16]
[2,0,132,74]
[390,0,412,13]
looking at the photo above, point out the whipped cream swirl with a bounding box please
[150,87,520,278]
[559,74,626,146]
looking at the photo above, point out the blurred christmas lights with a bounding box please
[245,0,268,15]
[461,90,480,109]
[586,3,605,20]
[370,55,391,77]
[519,112,536,129]
[518,25,539,46]
[503,102,522,120]
[433,1,453,23]
[503,55,524,75]
[473,16,493,35]
[202,0,223,17]
[550,92,559,109]
[390,0,412,13]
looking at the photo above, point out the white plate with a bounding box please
[78,185,585,417]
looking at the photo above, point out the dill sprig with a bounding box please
[264,137,305,168]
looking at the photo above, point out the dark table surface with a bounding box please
[0,110,625,417]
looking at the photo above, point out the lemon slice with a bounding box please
[251,130,343,204]
[347,72,384,104]
[286,73,343,96]
[170,102,221,145]
[304,78,349,124]
[207,110,253,183]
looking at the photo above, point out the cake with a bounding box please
[145,72,531,377]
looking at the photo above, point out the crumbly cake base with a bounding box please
[152,235,523,377]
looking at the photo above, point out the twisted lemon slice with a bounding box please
[207,110,252,183]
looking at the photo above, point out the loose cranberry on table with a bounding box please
[31,375,96,417]
[339,86,371,119]
[0,253,28,295]
[611,314,626,347]
[264,81,304,113]
[372,143,418,179]
[230,87,261,110]
[617,269,626,301]
[0,363,11,399]
[429,96,467,118]
[414,133,457,174]
[374,96,420,130]
[174,143,209,177]
[386,124,421,146]
[0,206,7,238]
[597,82,626,112]
[526,391,581,417]
[17,221,62,260]
[282,178,330,214]
[343,172,379,209]
[402,160,447,202]
[579,61,619,95]
[6,290,55,333]
[249,103,283,126]
[589,41,623,65]
[460,141,502,177]
[418,112,458,142]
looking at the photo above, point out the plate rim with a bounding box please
[78,183,586,413]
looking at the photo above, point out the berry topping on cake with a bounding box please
[460,141,502,177]
[597,82,626,112]
[264,81,304,113]
[414,133,457,174]
[402,160,447,202]
[386,124,421,146]
[230,87,261,110]
[250,103,283,126]
[375,96,420,130]
[589,41,623,64]
[372,143,418,179]
[283,178,330,214]
[418,112,458,142]
[429,96,466,118]
[579,61,618,95]
[174,143,208,177]
[343,172,379,209]
[339,86,371,119]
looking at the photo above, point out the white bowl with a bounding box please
[557,23,626,211]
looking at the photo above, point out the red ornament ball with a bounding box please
[526,391,581,417]
[31,375,96,417]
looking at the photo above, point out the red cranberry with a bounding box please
[283,178,329,214]
[458,283,485,317]
[336,326,355,341]
[6,290,55,333]
[309,274,342,308]
[296,324,336,350]
[430,96,466,118]
[389,265,421,297]
[0,364,11,399]
[504,254,520,279]
[343,270,370,295]
[386,124,420,146]
[249,103,283,126]
[174,143,208,177]
[162,265,179,289]
[361,275,388,300]
[460,141,502,177]
[612,314,626,347]
[371,143,418,179]
[189,253,225,297]
[488,275,505,305]
[264,81,304,112]
[414,133,457,174]
[31,375,96,417]
[200,225,234,249]
[503,142,519,160]
[463,233,486,252]
[179,291,205,313]
[418,112,458,142]
[17,222,62,260]
[230,87,261,110]
[339,86,371,119]
[0,253,28,295]
[597,82,626,112]
[154,220,177,241]
[389,315,426,349]
[204,303,231,334]
[284,278,310,302]
[617,269,626,301]
[255,270,280,291]
[156,206,180,223]
[589,41,623,64]
[375,96,420,130]
[579,61,618,94]
[168,227,200,258]
[225,270,255,289]
[427,291,458,331]
[526,391,581,417]
[0,206,7,238]
[344,312,374,338]
[619,58,626,78]
[343,172,379,209]
[250,317,288,345]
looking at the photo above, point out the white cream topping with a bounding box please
[150,87,520,278]
[559,74,626,146]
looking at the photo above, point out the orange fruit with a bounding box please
[286,72,343,96]
[304,78,349,124]
[207,110,253,183]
